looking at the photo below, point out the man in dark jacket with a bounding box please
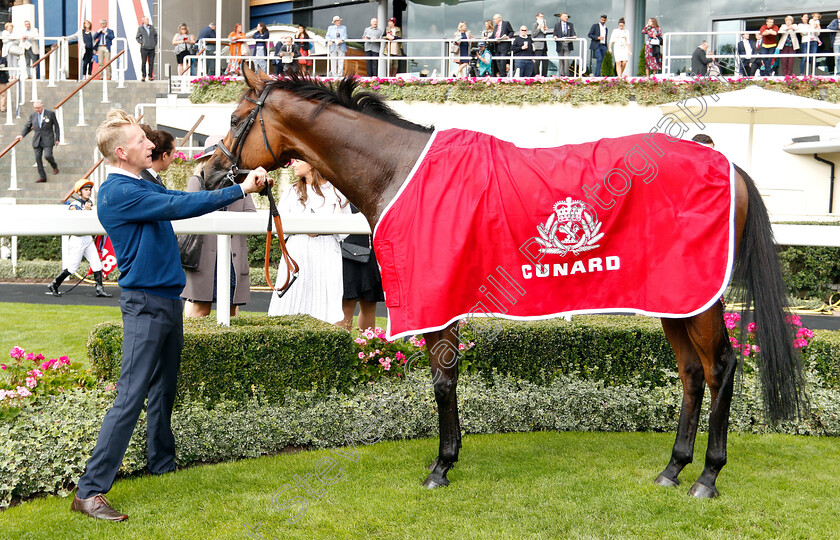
[197,22,217,75]
[135,16,157,80]
[553,12,576,76]
[588,14,608,76]
[15,100,59,183]
[490,13,514,76]
[691,40,714,77]
[70,109,268,521]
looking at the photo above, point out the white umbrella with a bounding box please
[659,86,840,170]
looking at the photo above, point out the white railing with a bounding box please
[1,206,838,325]
[0,206,370,326]
[173,36,589,91]
[662,28,840,77]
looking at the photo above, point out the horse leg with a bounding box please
[685,305,736,498]
[655,318,706,488]
[421,323,462,489]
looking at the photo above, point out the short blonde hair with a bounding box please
[97,109,137,163]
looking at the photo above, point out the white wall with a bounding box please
[156,97,840,216]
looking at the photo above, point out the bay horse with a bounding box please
[203,66,804,498]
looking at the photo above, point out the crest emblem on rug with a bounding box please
[534,197,604,256]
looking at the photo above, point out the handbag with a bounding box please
[649,37,660,46]
[340,238,371,264]
[449,42,459,54]
[177,234,203,270]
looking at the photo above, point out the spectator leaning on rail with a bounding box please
[46,179,112,298]
[20,20,39,79]
[326,15,348,77]
[70,109,268,522]
[511,24,534,77]
[198,22,216,76]
[757,17,779,76]
[828,11,840,76]
[691,40,714,77]
[362,17,383,77]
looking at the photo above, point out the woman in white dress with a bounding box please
[268,160,351,323]
[609,18,631,77]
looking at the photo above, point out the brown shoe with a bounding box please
[53,167,60,175]
[71,494,128,521]
[36,178,46,183]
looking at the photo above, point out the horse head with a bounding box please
[202,65,297,191]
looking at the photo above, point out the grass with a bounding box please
[0,303,122,366]
[2,431,840,539]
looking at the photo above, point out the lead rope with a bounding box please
[264,187,299,298]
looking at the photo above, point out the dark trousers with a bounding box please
[365,50,379,76]
[205,45,216,76]
[82,48,94,76]
[759,46,775,75]
[494,55,510,77]
[34,144,57,180]
[780,45,795,76]
[534,48,548,76]
[140,48,155,79]
[556,42,571,76]
[592,43,607,76]
[76,291,183,499]
[513,58,533,77]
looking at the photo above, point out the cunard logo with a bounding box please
[534,197,604,256]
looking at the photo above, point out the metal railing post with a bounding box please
[102,73,109,103]
[48,48,56,87]
[15,79,22,119]
[8,147,19,191]
[11,235,17,276]
[30,69,37,102]
[56,107,66,145]
[77,89,86,126]
[216,234,232,326]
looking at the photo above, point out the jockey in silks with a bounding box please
[47,179,113,298]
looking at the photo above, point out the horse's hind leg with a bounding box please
[685,304,736,498]
[655,318,706,488]
[421,323,462,489]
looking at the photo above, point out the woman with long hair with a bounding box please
[384,17,403,77]
[172,23,195,76]
[295,24,313,76]
[452,21,473,78]
[252,22,270,74]
[80,20,95,79]
[226,22,246,75]
[609,18,631,77]
[268,159,350,323]
[642,18,662,76]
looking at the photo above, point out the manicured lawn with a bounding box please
[2,431,840,539]
[0,303,122,366]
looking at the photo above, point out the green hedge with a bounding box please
[461,316,675,387]
[87,314,356,404]
[13,236,61,261]
[777,246,840,300]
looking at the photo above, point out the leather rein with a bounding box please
[216,84,299,298]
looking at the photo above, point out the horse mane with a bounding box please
[263,74,434,134]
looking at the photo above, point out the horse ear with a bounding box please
[242,63,264,91]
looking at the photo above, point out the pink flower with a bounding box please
[59,357,70,366]
[746,323,756,333]
[729,337,740,348]
[752,345,761,353]
[16,386,32,397]
[27,369,43,378]
[35,354,45,361]
[25,353,35,361]
[105,383,116,391]
[793,338,809,349]
[9,346,25,359]
[0,364,6,370]
[362,328,376,339]
[785,314,802,327]
[358,352,366,359]
[796,328,814,339]
[741,344,751,356]
[724,319,737,330]
[458,343,467,350]
[25,376,37,388]
[395,351,406,364]
[354,338,367,346]
[374,327,384,334]
[379,357,391,370]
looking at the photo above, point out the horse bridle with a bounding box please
[216,84,299,298]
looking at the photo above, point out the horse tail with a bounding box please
[731,164,805,424]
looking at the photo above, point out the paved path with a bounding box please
[1,282,838,330]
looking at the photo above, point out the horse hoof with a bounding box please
[426,458,439,471]
[654,474,680,488]
[421,473,449,489]
[688,482,719,499]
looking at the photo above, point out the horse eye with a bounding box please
[230,116,239,127]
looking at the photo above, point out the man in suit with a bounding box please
[736,32,758,77]
[70,109,268,521]
[15,100,59,183]
[93,19,115,80]
[531,13,549,76]
[553,12,577,77]
[491,13,514,77]
[21,20,39,79]
[691,40,714,77]
[588,14,608,76]
[197,22,217,76]
[325,15,348,77]
[135,16,157,81]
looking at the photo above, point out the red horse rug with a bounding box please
[373,129,735,339]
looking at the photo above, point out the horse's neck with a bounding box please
[295,109,431,226]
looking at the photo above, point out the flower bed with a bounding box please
[189,75,840,107]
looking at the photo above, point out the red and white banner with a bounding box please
[374,129,735,340]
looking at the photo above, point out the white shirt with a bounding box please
[599,23,607,40]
